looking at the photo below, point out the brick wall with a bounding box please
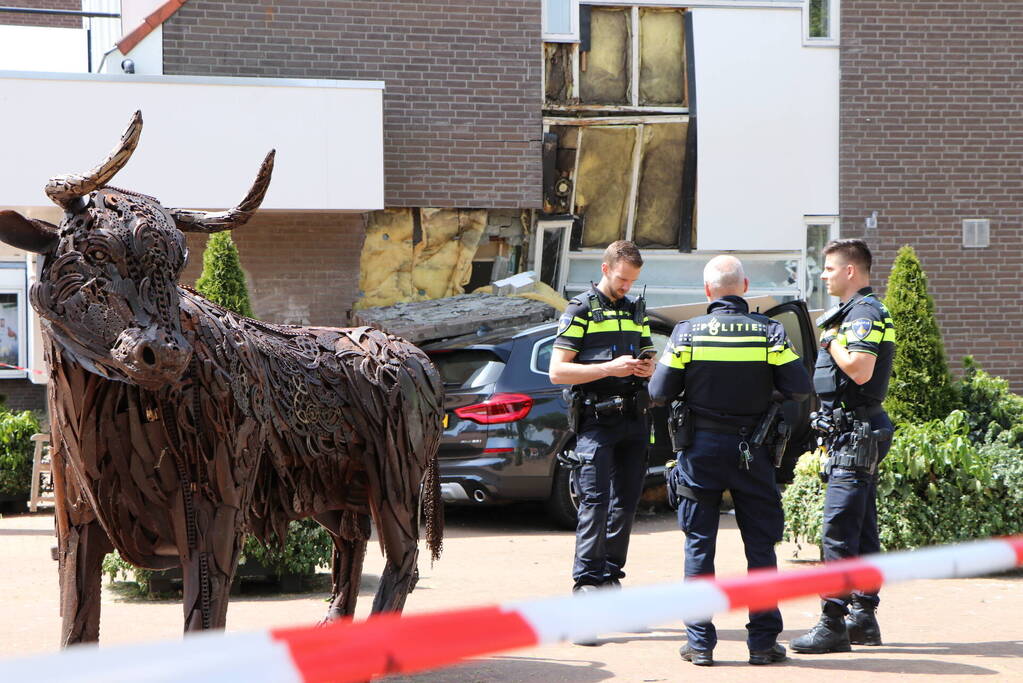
[180,212,366,326]
[162,1,543,210]
[841,2,1023,387]
[0,0,80,28]
[0,378,47,414]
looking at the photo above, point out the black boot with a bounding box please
[790,603,852,654]
[846,596,882,645]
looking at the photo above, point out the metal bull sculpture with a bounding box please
[0,112,444,645]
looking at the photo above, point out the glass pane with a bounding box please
[809,0,830,38]
[539,227,566,288]
[805,224,831,311]
[534,338,555,374]
[428,350,505,389]
[545,0,573,35]
[0,293,19,369]
[771,309,807,361]
[744,258,799,290]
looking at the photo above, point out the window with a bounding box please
[532,336,557,375]
[803,218,839,311]
[533,219,574,292]
[805,0,839,44]
[543,0,580,42]
[0,264,27,378]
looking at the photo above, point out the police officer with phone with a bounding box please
[649,255,810,667]
[549,241,655,616]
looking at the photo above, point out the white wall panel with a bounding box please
[691,7,838,251]
[0,72,385,211]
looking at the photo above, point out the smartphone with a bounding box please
[637,349,656,360]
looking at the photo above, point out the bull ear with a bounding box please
[0,210,58,254]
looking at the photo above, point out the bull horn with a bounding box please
[45,110,143,209]
[170,150,275,233]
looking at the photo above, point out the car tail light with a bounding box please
[454,393,534,424]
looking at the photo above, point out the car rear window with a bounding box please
[428,350,505,389]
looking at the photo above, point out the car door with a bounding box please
[763,299,819,483]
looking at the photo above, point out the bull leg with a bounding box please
[314,510,371,622]
[370,506,420,614]
[59,519,113,646]
[181,537,240,632]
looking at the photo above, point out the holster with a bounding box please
[563,386,583,434]
[824,414,892,476]
[665,459,720,511]
[668,402,693,451]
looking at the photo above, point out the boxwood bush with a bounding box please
[0,409,42,498]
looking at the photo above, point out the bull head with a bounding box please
[0,111,275,389]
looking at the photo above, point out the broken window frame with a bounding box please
[532,217,576,293]
[543,115,691,250]
[543,0,582,42]
[543,4,689,115]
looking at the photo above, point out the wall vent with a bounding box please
[962,219,990,248]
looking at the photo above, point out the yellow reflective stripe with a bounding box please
[768,347,800,366]
[883,328,897,343]
[587,319,645,334]
[861,330,884,344]
[659,345,691,369]
[692,335,767,343]
[559,325,585,339]
[691,347,767,362]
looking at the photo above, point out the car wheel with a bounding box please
[545,463,579,530]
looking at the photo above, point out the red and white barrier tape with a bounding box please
[3,534,1021,682]
[0,361,45,375]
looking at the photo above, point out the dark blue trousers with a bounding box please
[571,413,648,588]
[821,412,894,610]
[677,430,784,652]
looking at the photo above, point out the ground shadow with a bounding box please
[386,655,614,682]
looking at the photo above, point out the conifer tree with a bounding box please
[194,232,253,317]
[883,245,954,423]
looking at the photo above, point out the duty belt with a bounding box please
[691,415,751,436]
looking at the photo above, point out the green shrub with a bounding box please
[0,409,42,497]
[785,410,1023,553]
[194,232,253,318]
[955,356,1023,446]
[102,519,332,596]
[883,246,955,424]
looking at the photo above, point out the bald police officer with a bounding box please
[650,256,810,667]
[791,239,896,654]
[549,241,655,603]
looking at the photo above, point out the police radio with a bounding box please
[632,285,647,326]
[814,296,859,330]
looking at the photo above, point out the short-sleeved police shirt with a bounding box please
[553,285,654,395]
[833,287,896,405]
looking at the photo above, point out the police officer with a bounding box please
[791,238,896,654]
[649,255,810,667]
[549,240,655,609]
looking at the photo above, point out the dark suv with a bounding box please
[422,297,816,528]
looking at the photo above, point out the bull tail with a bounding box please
[422,453,444,562]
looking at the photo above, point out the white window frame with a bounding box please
[803,0,840,46]
[530,334,558,375]
[0,264,28,379]
[532,217,576,293]
[801,216,840,310]
[543,0,581,43]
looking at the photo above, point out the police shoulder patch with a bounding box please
[849,318,873,341]
[556,314,574,336]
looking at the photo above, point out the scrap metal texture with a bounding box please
[0,112,444,646]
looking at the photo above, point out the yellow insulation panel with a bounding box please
[414,208,487,300]
[575,126,637,248]
[635,122,687,248]
[580,8,630,105]
[639,9,686,106]
[356,209,414,309]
